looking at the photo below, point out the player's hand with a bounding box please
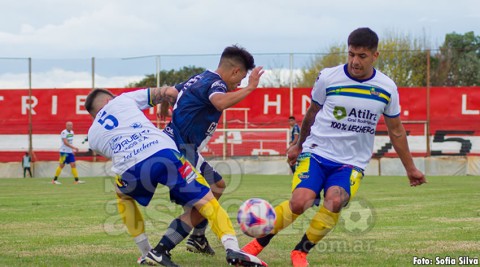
[156,101,172,119]
[74,147,79,153]
[407,169,426,187]
[287,144,302,166]
[247,66,264,89]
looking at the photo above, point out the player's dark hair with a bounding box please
[220,45,255,71]
[85,88,115,114]
[348,27,379,51]
[289,116,295,120]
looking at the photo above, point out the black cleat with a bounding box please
[186,235,215,256]
[226,249,267,267]
[145,249,180,267]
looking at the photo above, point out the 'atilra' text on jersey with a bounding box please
[303,64,400,169]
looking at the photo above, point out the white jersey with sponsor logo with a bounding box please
[60,129,74,153]
[303,64,400,169]
[87,88,178,175]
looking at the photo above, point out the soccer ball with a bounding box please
[237,198,276,238]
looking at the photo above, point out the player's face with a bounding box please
[227,67,248,91]
[347,46,379,80]
[66,122,73,131]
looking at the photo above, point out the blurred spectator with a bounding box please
[22,152,32,178]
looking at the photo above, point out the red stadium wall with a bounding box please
[0,86,479,161]
[2,87,479,132]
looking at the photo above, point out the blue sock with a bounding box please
[191,219,208,236]
[154,218,192,252]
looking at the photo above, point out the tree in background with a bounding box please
[127,65,206,87]
[375,32,427,87]
[298,33,429,87]
[126,31,480,88]
[298,44,346,87]
[430,31,480,86]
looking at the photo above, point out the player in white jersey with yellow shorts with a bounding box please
[242,27,426,267]
[85,87,267,267]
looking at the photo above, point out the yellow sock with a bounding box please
[305,206,339,243]
[71,167,79,178]
[198,198,235,238]
[271,200,300,234]
[117,193,145,237]
[54,167,62,177]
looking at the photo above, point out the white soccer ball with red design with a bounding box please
[237,198,276,238]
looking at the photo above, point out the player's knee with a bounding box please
[290,188,316,214]
[289,197,313,215]
[215,179,226,189]
[323,195,348,213]
[211,179,226,198]
[324,186,349,212]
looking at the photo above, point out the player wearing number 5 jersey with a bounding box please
[85,87,267,267]
[242,27,426,267]
[117,45,264,264]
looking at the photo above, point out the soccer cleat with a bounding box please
[226,249,268,267]
[145,249,179,267]
[52,180,62,185]
[186,235,215,256]
[137,256,147,265]
[74,180,86,184]
[291,250,309,267]
[241,238,264,256]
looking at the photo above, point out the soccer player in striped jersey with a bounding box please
[242,28,426,267]
[85,87,267,267]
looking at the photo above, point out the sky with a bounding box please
[1,0,479,88]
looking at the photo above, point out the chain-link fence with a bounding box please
[1,50,479,165]
[2,48,477,89]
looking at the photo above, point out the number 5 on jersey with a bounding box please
[98,111,119,130]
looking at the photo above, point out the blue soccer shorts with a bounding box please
[291,152,364,206]
[59,152,76,164]
[116,149,210,207]
[197,153,223,184]
[163,122,222,185]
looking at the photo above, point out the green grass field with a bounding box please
[0,175,479,267]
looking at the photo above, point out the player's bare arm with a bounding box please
[150,86,178,106]
[156,99,173,118]
[385,116,426,186]
[62,138,78,152]
[210,66,264,111]
[287,102,322,165]
[289,134,299,147]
